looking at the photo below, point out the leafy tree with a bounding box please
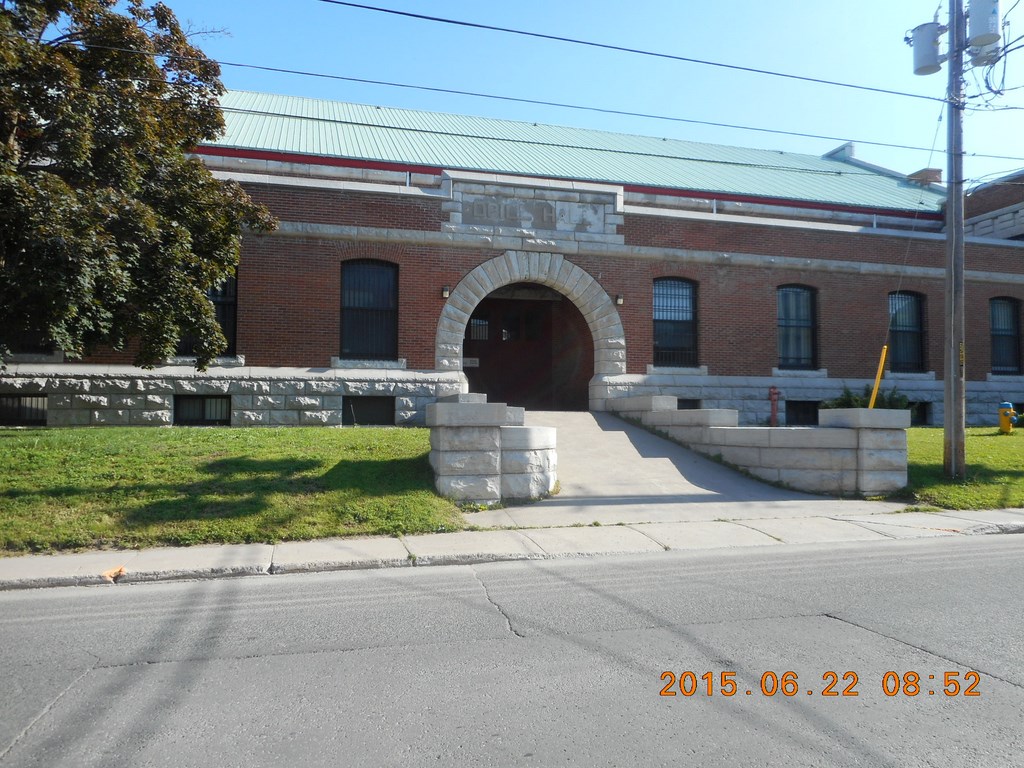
[0,0,276,368]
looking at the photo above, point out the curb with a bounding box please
[2,521,1022,592]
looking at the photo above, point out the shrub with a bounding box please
[821,385,909,410]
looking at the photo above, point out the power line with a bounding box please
[316,0,948,105]
[17,34,1023,166]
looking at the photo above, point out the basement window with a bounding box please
[342,396,395,426]
[174,395,231,426]
[0,395,47,426]
[785,400,820,426]
[677,399,701,410]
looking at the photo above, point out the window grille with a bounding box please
[653,278,697,366]
[888,292,925,373]
[991,297,1021,375]
[173,396,231,426]
[777,285,817,369]
[0,395,47,426]
[341,261,398,360]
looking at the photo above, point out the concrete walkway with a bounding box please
[2,411,1023,590]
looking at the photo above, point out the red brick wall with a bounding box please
[78,184,1024,383]
[966,173,1024,218]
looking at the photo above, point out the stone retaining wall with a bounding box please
[607,396,908,496]
[0,365,465,427]
[427,394,557,505]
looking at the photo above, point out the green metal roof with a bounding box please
[207,90,946,214]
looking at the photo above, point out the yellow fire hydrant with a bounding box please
[999,401,1018,434]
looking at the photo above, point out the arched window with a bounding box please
[888,291,925,373]
[341,260,398,360]
[991,297,1021,374]
[653,278,697,366]
[777,285,817,369]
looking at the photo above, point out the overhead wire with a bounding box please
[9,32,1024,169]
[315,0,948,105]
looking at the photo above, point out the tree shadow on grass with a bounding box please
[126,456,325,527]
[2,452,444,550]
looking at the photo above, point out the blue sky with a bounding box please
[165,0,1023,189]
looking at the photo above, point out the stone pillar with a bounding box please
[427,394,556,505]
[427,398,509,505]
[500,425,557,500]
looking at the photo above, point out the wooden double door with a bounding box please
[463,287,592,411]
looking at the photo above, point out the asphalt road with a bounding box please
[2,536,1022,767]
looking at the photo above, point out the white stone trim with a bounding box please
[624,203,1024,248]
[771,368,828,378]
[646,365,709,375]
[434,252,627,384]
[331,357,407,370]
[269,220,1024,285]
[883,371,937,381]
[166,355,246,368]
[209,170,447,200]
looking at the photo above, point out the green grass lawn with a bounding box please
[903,426,1024,510]
[2,424,1022,555]
[0,427,464,554]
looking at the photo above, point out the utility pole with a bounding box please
[945,0,967,480]
[911,0,1003,479]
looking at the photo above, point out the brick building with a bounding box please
[3,91,1024,427]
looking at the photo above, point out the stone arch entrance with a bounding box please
[434,252,626,410]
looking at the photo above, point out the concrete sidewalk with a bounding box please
[2,411,1022,590]
[1,507,1022,590]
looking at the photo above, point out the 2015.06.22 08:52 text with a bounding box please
[659,671,982,697]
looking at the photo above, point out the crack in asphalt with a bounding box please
[823,613,1024,690]
[470,565,524,638]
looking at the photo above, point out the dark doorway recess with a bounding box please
[463,283,593,410]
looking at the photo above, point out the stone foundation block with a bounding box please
[254,395,285,409]
[130,410,172,426]
[300,410,346,425]
[501,449,556,475]
[271,380,304,395]
[232,395,254,410]
[74,395,108,408]
[427,403,511,427]
[820,408,912,429]
[48,409,91,426]
[234,410,269,426]
[501,472,556,500]
[321,396,344,410]
[136,379,175,393]
[94,379,132,394]
[92,409,131,426]
[287,395,322,410]
[430,427,501,452]
[760,448,857,471]
[48,394,74,409]
[176,379,230,395]
[396,410,423,425]
[858,470,908,494]
[768,428,856,449]
[429,450,501,475]
[270,410,301,426]
[499,426,556,451]
[644,409,739,427]
[435,475,501,503]
[229,380,271,395]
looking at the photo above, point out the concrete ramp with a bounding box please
[469,411,908,528]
